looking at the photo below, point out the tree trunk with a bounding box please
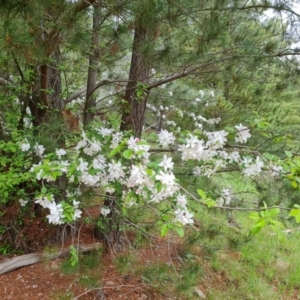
[83,4,101,128]
[120,22,151,138]
[96,21,153,252]
[29,50,64,126]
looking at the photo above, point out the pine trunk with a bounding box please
[120,22,151,138]
[83,3,101,127]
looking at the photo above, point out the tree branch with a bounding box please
[0,76,11,87]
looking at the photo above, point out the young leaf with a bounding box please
[270,225,284,242]
[161,224,169,237]
[268,208,280,218]
[291,181,298,188]
[175,226,184,237]
[285,150,293,158]
[197,189,206,199]
[108,143,125,158]
[122,149,133,160]
[289,207,300,223]
[250,225,262,235]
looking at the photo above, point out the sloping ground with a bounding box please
[0,231,299,300]
[0,230,188,300]
[1,207,300,300]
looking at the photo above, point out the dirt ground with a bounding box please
[0,224,190,300]
[1,205,298,300]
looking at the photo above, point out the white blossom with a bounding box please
[179,135,205,161]
[34,143,45,157]
[105,186,115,194]
[205,130,228,149]
[73,209,82,220]
[77,158,88,172]
[156,171,176,189]
[221,188,232,205]
[110,132,123,149]
[174,207,194,225]
[75,139,87,152]
[126,164,148,187]
[55,148,66,159]
[243,156,264,176]
[35,194,55,208]
[97,127,114,137]
[60,160,70,173]
[93,155,106,169]
[20,139,30,152]
[79,172,100,186]
[159,155,174,171]
[46,202,64,225]
[73,200,80,208]
[176,194,187,207]
[107,161,126,181]
[270,164,283,177]
[229,151,240,163]
[83,139,102,156]
[235,124,251,143]
[19,199,28,207]
[101,207,111,217]
[193,166,202,176]
[157,130,175,148]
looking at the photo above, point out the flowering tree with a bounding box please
[1,0,300,252]
[15,105,297,251]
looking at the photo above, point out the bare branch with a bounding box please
[0,76,11,87]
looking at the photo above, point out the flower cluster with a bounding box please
[23,116,284,232]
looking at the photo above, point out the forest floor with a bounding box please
[1,227,299,300]
[1,206,300,300]
[0,225,211,300]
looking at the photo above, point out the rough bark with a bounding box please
[83,3,102,127]
[120,22,151,138]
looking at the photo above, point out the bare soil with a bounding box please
[0,223,191,300]
[1,204,299,300]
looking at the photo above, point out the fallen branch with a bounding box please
[0,242,102,275]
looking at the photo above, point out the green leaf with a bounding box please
[122,149,133,160]
[193,128,202,135]
[289,208,300,223]
[285,151,293,158]
[147,161,159,169]
[161,224,169,237]
[161,215,171,222]
[136,141,149,146]
[270,225,284,242]
[41,186,47,193]
[250,225,262,235]
[268,208,280,218]
[122,207,127,216]
[63,212,72,222]
[156,181,163,193]
[205,199,217,208]
[291,181,298,188]
[249,212,260,220]
[197,189,206,199]
[136,150,145,156]
[108,143,125,158]
[255,218,266,228]
[146,168,153,176]
[178,138,186,144]
[175,226,184,237]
